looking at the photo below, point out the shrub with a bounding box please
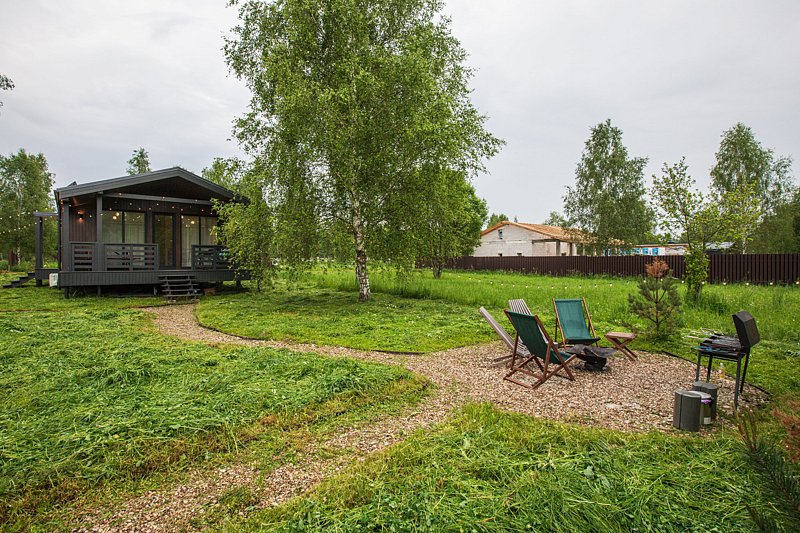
[685,247,709,301]
[628,258,682,338]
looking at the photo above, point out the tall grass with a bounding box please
[233,403,785,532]
[307,267,800,396]
[197,284,495,352]
[309,267,800,344]
[0,306,421,524]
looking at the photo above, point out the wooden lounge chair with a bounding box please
[503,310,577,389]
[508,298,532,315]
[479,307,529,363]
[553,298,601,347]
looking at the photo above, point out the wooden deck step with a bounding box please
[2,272,36,289]
[160,274,200,302]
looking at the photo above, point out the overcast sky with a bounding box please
[1,1,798,223]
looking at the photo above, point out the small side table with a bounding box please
[605,332,638,361]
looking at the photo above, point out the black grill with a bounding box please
[695,311,759,408]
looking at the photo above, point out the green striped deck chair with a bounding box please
[503,310,577,389]
[553,298,600,347]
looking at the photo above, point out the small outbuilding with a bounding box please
[34,167,246,296]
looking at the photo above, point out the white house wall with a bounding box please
[473,225,577,257]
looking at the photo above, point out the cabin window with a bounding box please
[126,213,145,243]
[181,215,218,267]
[101,211,145,243]
[498,229,503,240]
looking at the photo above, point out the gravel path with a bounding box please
[76,303,766,531]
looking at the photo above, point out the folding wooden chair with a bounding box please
[503,310,578,390]
[508,298,532,315]
[553,298,601,347]
[479,306,529,363]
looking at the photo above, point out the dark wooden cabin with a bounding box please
[37,167,245,296]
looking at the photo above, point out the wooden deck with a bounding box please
[55,268,245,287]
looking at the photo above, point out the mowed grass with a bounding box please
[230,403,789,532]
[0,272,163,312]
[308,267,800,396]
[197,284,495,353]
[0,296,423,526]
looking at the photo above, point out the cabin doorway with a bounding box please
[154,214,175,269]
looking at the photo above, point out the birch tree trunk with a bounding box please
[351,207,371,301]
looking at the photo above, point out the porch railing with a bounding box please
[105,244,158,271]
[65,242,158,271]
[70,243,95,271]
[191,245,230,270]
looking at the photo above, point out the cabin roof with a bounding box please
[55,167,237,201]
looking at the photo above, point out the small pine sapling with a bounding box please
[628,258,682,337]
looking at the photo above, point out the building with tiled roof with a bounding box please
[473,221,588,257]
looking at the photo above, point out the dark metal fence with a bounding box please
[445,254,800,284]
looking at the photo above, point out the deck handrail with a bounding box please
[104,243,158,271]
[191,244,230,270]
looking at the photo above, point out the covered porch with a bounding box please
[50,167,246,292]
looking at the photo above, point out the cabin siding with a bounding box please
[69,206,97,242]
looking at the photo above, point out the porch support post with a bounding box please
[96,193,105,271]
[35,216,43,286]
[62,200,71,271]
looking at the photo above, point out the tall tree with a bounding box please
[651,159,719,299]
[0,74,13,115]
[215,169,276,289]
[564,119,651,254]
[486,213,508,228]
[543,211,567,227]
[0,149,55,266]
[651,158,760,298]
[126,148,151,175]
[225,0,502,301]
[750,190,800,253]
[202,157,245,192]
[413,171,487,278]
[710,123,794,217]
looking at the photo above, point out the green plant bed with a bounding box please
[233,403,787,532]
[0,307,421,525]
[197,285,495,353]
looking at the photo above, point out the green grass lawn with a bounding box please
[197,284,495,353]
[0,283,425,528]
[228,403,792,532]
[0,272,163,312]
[306,267,800,396]
[4,269,800,530]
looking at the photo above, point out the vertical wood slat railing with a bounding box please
[445,254,800,284]
[191,245,230,270]
[104,244,158,271]
[66,242,95,271]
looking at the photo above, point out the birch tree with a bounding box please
[564,119,651,254]
[126,148,151,175]
[0,149,55,265]
[711,122,793,216]
[225,0,501,300]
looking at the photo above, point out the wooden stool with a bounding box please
[605,331,637,360]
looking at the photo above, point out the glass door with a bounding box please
[154,214,175,269]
